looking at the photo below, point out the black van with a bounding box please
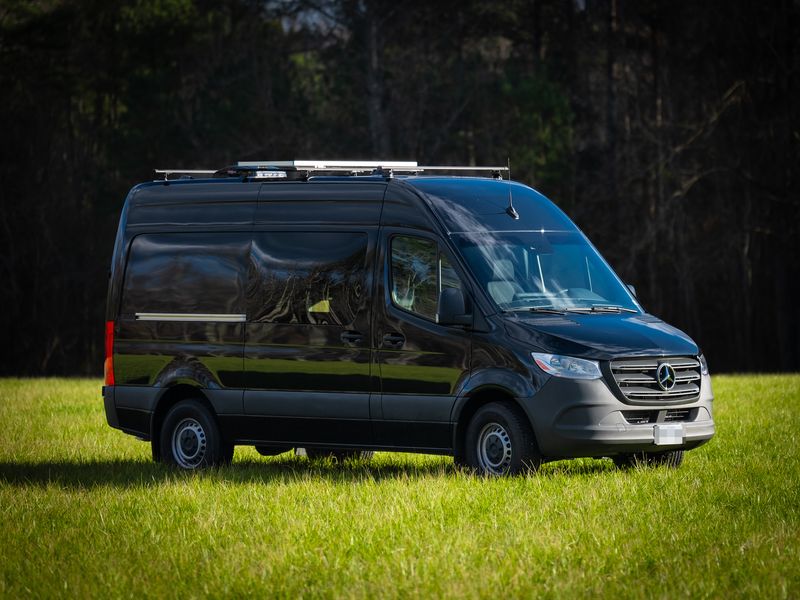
[102,160,714,475]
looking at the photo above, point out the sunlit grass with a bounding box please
[1,375,798,598]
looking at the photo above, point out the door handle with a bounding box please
[340,331,365,345]
[382,332,405,349]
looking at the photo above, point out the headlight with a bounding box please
[699,354,709,376]
[532,352,602,380]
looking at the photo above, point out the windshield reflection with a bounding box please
[453,230,640,313]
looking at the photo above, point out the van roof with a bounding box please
[403,177,576,234]
[128,165,575,235]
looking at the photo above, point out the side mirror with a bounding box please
[437,288,472,326]
[627,284,637,297]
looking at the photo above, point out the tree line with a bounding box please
[0,0,797,374]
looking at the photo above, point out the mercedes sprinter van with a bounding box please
[102,160,715,475]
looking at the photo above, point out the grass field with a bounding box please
[1,376,799,598]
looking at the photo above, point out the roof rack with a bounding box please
[154,160,510,180]
[237,160,509,175]
[154,166,290,180]
[154,169,217,179]
[239,160,419,172]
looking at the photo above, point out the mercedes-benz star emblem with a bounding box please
[656,363,677,391]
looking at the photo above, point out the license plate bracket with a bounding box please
[654,423,684,446]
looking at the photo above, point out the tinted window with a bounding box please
[390,236,463,321]
[454,230,639,312]
[441,254,461,292]
[122,233,250,314]
[248,232,368,326]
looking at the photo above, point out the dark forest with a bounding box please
[0,0,798,374]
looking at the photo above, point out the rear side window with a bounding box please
[248,232,368,326]
[390,235,463,321]
[121,233,250,315]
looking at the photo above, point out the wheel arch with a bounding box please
[150,384,217,461]
[452,385,535,460]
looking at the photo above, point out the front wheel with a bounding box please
[464,401,541,476]
[160,400,233,470]
[613,450,684,469]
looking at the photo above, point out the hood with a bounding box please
[503,312,699,360]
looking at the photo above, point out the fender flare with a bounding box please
[451,367,537,421]
[450,368,540,454]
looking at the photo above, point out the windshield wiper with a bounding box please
[565,305,638,314]
[506,304,636,315]
[506,306,567,315]
[591,305,638,313]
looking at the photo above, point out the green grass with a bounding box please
[1,376,799,598]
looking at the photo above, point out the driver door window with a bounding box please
[390,235,462,321]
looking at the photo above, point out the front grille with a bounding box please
[622,408,697,425]
[622,410,656,424]
[664,409,692,422]
[610,356,701,404]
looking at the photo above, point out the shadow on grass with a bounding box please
[0,456,615,489]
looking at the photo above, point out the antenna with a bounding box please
[505,157,520,220]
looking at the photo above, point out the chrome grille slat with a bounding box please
[610,361,659,371]
[668,360,700,368]
[615,374,657,384]
[675,370,700,382]
[610,356,702,404]
[622,383,699,395]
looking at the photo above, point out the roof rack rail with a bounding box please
[238,160,420,172]
[154,160,510,181]
[153,166,290,180]
[237,160,509,175]
[154,169,217,180]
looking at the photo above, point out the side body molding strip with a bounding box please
[134,313,247,322]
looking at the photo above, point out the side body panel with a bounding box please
[109,181,259,435]
[115,232,251,389]
[237,182,385,445]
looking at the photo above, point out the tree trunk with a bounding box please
[365,6,391,157]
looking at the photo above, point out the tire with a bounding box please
[464,401,541,476]
[613,450,684,469]
[160,400,233,470]
[302,448,375,463]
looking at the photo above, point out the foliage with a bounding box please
[0,0,798,374]
[0,375,799,597]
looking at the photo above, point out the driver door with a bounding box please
[372,230,472,450]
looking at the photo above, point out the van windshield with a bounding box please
[453,230,640,313]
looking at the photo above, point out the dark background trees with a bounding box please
[0,0,797,374]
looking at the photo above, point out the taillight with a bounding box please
[104,320,115,386]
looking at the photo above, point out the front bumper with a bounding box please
[519,373,715,459]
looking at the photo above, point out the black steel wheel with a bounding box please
[464,401,541,476]
[160,400,233,470]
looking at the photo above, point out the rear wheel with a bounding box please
[464,401,541,476]
[613,450,684,469]
[160,400,233,470]
[302,448,374,462]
